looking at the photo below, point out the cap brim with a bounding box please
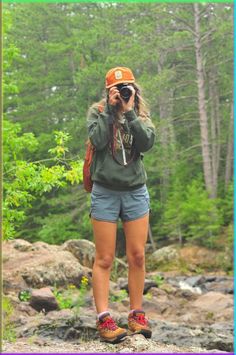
[106,79,135,89]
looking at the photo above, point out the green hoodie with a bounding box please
[87,102,155,190]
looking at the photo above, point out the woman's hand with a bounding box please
[108,85,136,112]
[120,86,136,113]
[108,86,121,106]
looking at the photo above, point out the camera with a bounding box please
[117,84,133,102]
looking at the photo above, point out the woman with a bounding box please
[86,67,155,343]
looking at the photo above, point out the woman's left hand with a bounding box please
[120,86,136,113]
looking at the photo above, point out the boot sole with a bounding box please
[130,329,152,339]
[100,331,128,344]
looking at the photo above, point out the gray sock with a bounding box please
[97,311,110,320]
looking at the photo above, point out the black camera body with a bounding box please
[117,84,133,102]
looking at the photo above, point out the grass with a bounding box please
[2,296,17,342]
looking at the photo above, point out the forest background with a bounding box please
[3,2,233,271]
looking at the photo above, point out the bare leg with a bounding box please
[123,214,149,310]
[92,218,117,313]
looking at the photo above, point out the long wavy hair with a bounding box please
[91,82,154,128]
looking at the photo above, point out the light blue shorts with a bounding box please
[90,182,150,223]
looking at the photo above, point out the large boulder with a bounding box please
[3,239,91,293]
[151,245,180,265]
[62,239,128,278]
[62,239,95,268]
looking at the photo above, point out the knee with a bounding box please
[95,255,114,270]
[128,251,145,268]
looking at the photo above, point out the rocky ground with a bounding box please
[2,239,234,354]
[2,334,230,354]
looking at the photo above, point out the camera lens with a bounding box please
[118,85,132,102]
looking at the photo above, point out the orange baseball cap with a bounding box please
[105,67,135,88]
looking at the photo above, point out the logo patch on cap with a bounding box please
[115,70,122,80]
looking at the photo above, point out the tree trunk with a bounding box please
[209,67,221,198]
[193,3,214,198]
[225,100,234,189]
[157,52,176,203]
[206,5,221,199]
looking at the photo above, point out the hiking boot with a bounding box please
[96,312,127,344]
[128,310,152,338]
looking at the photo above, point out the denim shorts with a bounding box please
[90,182,150,223]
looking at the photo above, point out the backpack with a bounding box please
[83,104,104,193]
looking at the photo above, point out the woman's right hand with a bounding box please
[108,86,121,106]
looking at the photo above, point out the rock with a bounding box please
[185,275,206,287]
[21,258,91,289]
[159,282,177,294]
[118,347,132,353]
[164,275,234,296]
[12,239,34,252]
[3,337,226,354]
[151,246,179,265]
[151,320,233,352]
[189,291,233,323]
[165,276,186,288]
[148,287,168,297]
[29,287,59,313]
[192,292,233,312]
[202,279,234,295]
[62,239,95,268]
[3,238,234,353]
[110,301,128,313]
[62,239,127,278]
[143,299,165,314]
[17,302,38,316]
[8,301,234,352]
[174,288,198,300]
[119,334,150,352]
[3,240,92,292]
[117,278,157,294]
[32,241,52,251]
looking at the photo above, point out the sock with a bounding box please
[97,311,110,320]
[129,309,144,315]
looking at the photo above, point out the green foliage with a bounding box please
[18,290,31,302]
[145,292,153,300]
[162,177,222,247]
[2,296,17,342]
[110,290,128,303]
[3,121,83,240]
[52,276,89,314]
[3,3,233,252]
[151,274,164,287]
[218,182,233,226]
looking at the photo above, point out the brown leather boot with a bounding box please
[128,310,152,338]
[96,312,127,344]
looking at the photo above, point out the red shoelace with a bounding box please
[100,317,118,331]
[133,314,148,326]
